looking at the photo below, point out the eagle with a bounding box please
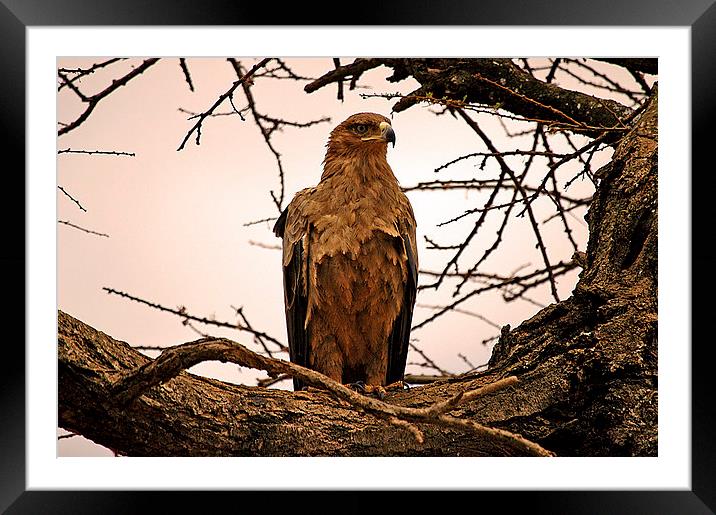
[273,112,418,396]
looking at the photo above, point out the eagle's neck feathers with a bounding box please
[321,143,397,187]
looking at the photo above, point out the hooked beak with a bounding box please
[379,121,396,148]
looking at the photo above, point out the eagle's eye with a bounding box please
[354,124,368,134]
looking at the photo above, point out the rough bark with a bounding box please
[58,82,657,458]
[487,87,658,456]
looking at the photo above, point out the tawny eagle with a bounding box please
[274,112,417,394]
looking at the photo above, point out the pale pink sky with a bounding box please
[57,57,647,456]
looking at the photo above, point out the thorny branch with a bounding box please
[232,304,282,358]
[57,58,126,92]
[58,58,160,136]
[58,148,136,157]
[102,287,287,353]
[178,58,195,92]
[243,216,278,227]
[457,109,560,302]
[227,58,330,212]
[413,261,578,331]
[57,186,87,212]
[176,58,272,151]
[408,341,452,376]
[58,220,109,238]
[253,58,317,81]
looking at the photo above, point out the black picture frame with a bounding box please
[3,1,713,513]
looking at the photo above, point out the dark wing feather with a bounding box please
[386,233,418,385]
[272,208,288,238]
[274,207,310,391]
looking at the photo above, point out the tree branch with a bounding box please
[176,58,272,151]
[305,58,633,137]
[57,186,87,212]
[59,310,552,456]
[110,334,540,453]
[57,58,125,91]
[58,148,135,157]
[58,220,109,238]
[178,58,195,92]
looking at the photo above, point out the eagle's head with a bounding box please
[326,113,396,158]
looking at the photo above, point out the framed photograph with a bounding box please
[5,0,712,512]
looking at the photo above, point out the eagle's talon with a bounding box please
[346,382,388,399]
[375,388,386,400]
[385,380,409,391]
[364,384,387,399]
[346,381,367,393]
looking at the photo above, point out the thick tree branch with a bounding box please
[109,334,545,452]
[305,58,633,136]
[58,310,552,456]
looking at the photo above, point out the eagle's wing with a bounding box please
[274,200,310,391]
[386,215,418,385]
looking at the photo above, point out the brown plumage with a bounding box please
[274,112,418,391]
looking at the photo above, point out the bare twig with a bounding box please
[403,374,453,384]
[413,261,576,330]
[178,107,243,119]
[417,303,501,329]
[304,58,386,94]
[178,58,195,92]
[58,220,109,238]
[228,58,330,213]
[58,148,135,157]
[332,58,344,101]
[232,305,284,358]
[57,58,125,91]
[257,373,291,387]
[248,240,281,250]
[102,287,287,351]
[432,150,569,174]
[58,58,160,136]
[57,186,87,212]
[176,58,272,151]
[456,109,559,302]
[243,216,278,227]
[132,345,168,352]
[409,341,451,376]
[255,59,316,81]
